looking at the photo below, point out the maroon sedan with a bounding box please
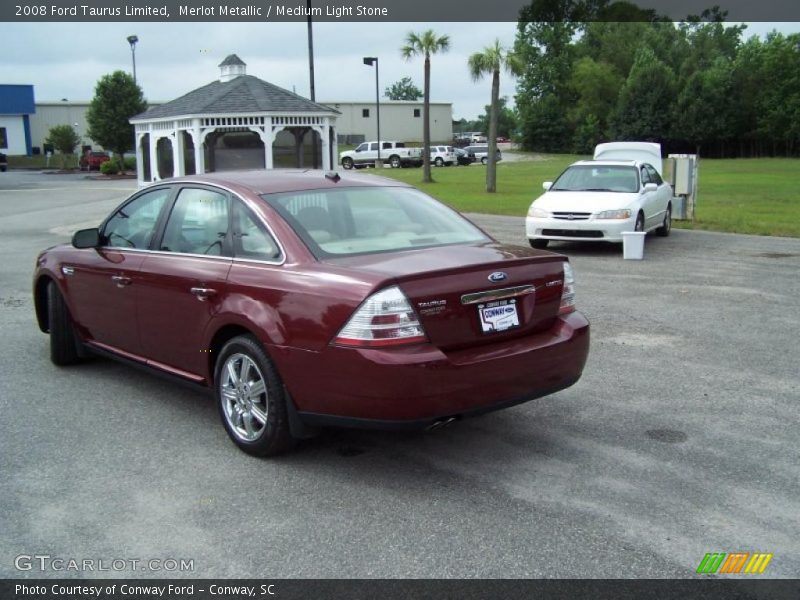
[34,170,589,456]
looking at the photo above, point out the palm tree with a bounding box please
[401,30,451,183]
[468,40,521,193]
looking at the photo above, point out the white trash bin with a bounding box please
[621,231,646,260]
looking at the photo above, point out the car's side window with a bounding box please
[232,200,281,261]
[355,143,367,152]
[640,166,652,186]
[369,142,378,151]
[103,188,171,249]
[160,188,230,256]
[645,164,663,185]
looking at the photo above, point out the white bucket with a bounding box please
[622,231,646,260]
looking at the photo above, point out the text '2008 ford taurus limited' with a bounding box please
[34,170,590,456]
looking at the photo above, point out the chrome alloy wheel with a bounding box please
[220,353,269,442]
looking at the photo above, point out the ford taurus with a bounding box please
[34,170,590,456]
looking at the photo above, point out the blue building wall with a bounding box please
[0,85,36,115]
[0,85,36,155]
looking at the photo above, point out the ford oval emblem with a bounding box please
[488,271,508,283]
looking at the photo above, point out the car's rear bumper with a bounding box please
[275,311,589,426]
[526,215,636,243]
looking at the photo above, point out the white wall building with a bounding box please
[321,101,453,144]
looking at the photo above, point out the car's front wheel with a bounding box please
[481,157,488,165]
[215,335,293,456]
[529,239,549,249]
[635,212,645,232]
[656,204,672,237]
[434,157,444,167]
[341,157,354,170]
[47,281,82,366]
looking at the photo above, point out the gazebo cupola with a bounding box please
[219,54,247,82]
[130,54,340,185]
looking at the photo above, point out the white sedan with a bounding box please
[526,143,673,249]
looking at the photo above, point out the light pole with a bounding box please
[363,57,381,167]
[127,35,139,83]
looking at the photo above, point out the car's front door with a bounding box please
[66,186,173,355]
[645,163,670,222]
[639,165,660,228]
[136,186,233,380]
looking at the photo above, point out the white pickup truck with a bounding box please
[340,141,423,169]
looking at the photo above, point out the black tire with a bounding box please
[529,239,549,249]
[635,212,645,232]
[389,155,401,168]
[434,157,444,167]
[341,157,354,170]
[656,204,672,237]
[47,281,81,366]
[481,157,488,165]
[215,335,293,457]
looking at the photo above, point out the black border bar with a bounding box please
[2,579,800,600]
[3,0,800,22]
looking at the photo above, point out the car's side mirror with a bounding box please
[542,181,553,191]
[644,183,658,193]
[72,228,101,249]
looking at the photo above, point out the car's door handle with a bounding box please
[111,275,132,287]
[190,287,217,301]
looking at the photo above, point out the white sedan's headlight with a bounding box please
[528,206,549,218]
[596,209,632,220]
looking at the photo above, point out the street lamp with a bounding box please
[363,56,381,167]
[127,35,139,83]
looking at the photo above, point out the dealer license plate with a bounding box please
[478,299,520,333]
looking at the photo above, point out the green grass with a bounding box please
[371,155,800,238]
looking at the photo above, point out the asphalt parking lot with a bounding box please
[1,170,798,578]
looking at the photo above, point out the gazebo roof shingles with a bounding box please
[132,75,338,120]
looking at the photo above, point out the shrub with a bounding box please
[99,160,119,175]
[123,156,136,170]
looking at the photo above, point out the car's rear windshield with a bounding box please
[551,165,639,193]
[261,186,488,258]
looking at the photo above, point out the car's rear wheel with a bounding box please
[529,239,549,249]
[341,157,354,170]
[635,212,645,232]
[215,335,293,457]
[656,204,672,237]
[435,157,444,167]
[389,155,401,168]
[47,281,82,366]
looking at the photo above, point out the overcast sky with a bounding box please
[0,21,796,120]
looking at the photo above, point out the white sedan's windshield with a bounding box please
[551,165,639,193]
[262,187,488,257]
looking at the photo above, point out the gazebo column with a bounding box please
[135,132,146,187]
[193,120,205,174]
[171,129,185,178]
[331,125,338,170]
[149,134,160,182]
[320,122,331,171]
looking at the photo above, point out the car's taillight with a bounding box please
[334,286,427,347]
[559,262,576,315]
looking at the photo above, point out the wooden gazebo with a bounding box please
[130,54,339,186]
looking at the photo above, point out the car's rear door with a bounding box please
[66,186,173,355]
[136,185,233,380]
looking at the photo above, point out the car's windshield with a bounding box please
[551,165,639,193]
[261,186,488,258]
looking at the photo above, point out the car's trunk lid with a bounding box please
[327,243,567,350]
